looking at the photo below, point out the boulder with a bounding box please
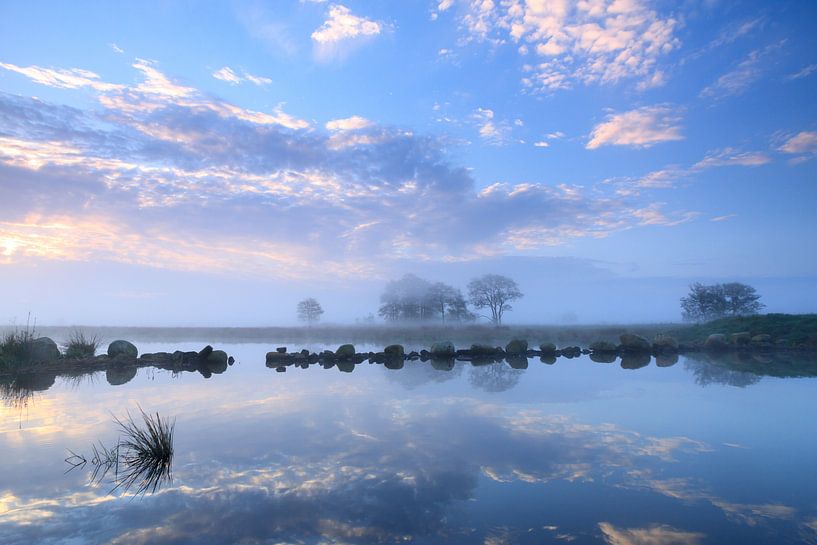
[704,334,730,351]
[276,347,287,353]
[619,334,651,353]
[505,339,528,355]
[430,341,455,357]
[652,335,679,353]
[731,332,752,346]
[539,342,557,355]
[384,359,404,370]
[106,366,137,386]
[655,353,679,367]
[336,360,356,373]
[336,344,356,359]
[206,350,228,366]
[266,351,292,366]
[431,358,454,371]
[30,337,60,362]
[589,352,617,364]
[198,345,213,360]
[470,344,500,356]
[505,355,528,369]
[620,353,651,369]
[107,340,138,359]
[384,344,405,358]
[539,355,557,365]
[589,340,618,353]
[751,334,772,344]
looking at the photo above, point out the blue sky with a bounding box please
[0,0,816,325]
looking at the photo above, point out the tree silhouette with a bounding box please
[297,298,324,325]
[681,282,763,322]
[467,274,522,325]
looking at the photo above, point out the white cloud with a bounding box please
[587,106,683,150]
[711,214,737,222]
[325,115,373,131]
[598,522,704,545]
[786,63,817,81]
[700,42,783,99]
[778,131,817,159]
[109,43,124,54]
[692,148,771,169]
[439,0,679,92]
[0,61,123,92]
[533,141,549,148]
[212,66,272,86]
[472,107,516,145]
[311,4,381,44]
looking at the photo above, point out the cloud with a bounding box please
[109,43,124,54]
[212,66,271,86]
[692,148,771,169]
[437,0,679,92]
[311,4,382,59]
[598,522,705,545]
[0,61,123,92]
[786,63,817,81]
[778,131,817,161]
[471,107,515,145]
[700,41,784,100]
[0,58,698,279]
[325,115,373,131]
[587,106,683,149]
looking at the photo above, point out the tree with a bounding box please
[297,298,324,325]
[378,274,435,322]
[680,282,764,322]
[426,282,458,322]
[446,291,476,323]
[467,274,523,325]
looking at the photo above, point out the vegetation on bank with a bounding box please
[669,313,817,346]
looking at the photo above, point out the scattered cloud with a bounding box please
[0,61,123,92]
[109,43,124,54]
[711,214,737,222]
[533,141,549,148]
[437,0,680,93]
[472,107,514,145]
[778,131,817,161]
[311,4,382,60]
[325,115,373,131]
[700,41,784,100]
[786,63,817,81]
[598,522,705,545]
[212,66,272,86]
[692,148,771,169]
[587,106,683,150]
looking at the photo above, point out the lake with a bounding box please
[2,340,816,544]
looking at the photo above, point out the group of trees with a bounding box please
[680,282,764,322]
[296,274,524,325]
[378,273,523,325]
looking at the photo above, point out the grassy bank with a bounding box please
[669,313,817,346]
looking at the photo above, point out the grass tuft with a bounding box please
[112,407,175,496]
[64,331,101,359]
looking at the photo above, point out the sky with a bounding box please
[0,0,816,326]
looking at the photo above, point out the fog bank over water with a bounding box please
[2,256,814,326]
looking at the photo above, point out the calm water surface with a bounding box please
[1,341,816,544]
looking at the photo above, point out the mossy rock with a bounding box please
[619,334,651,353]
[655,353,679,367]
[108,340,138,359]
[731,332,752,346]
[653,335,679,352]
[106,366,137,386]
[590,352,617,364]
[704,334,729,351]
[539,342,557,355]
[384,344,405,358]
[505,339,528,355]
[430,341,455,357]
[621,353,651,369]
[31,337,60,363]
[589,340,617,353]
[336,344,356,359]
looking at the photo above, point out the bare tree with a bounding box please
[467,274,522,325]
[297,298,324,325]
[426,282,458,322]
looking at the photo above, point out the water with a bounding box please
[2,341,816,544]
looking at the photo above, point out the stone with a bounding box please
[731,332,752,346]
[206,350,228,366]
[30,337,60,362]
[589,340,618,353]
[505,355,528,369]
[384,344,405,358]
[336,360,355,373]
[620,353,651,369]
[539,342,557,355]
[107,340,138,359]
[276,347,287,353]
[430,341,455,357]
[431,358,454,371]
[539,355,557,365]
[655,353,679,367]
[470,344,499,356]
[589,352,617,364]
[505,339,528,355]
[619,334,651,353]
[751,334,772,344]
[652,335,679,353]
[198,345,213,359]
[336,344,356,359]
[106,366,137,386]
[704,334,730,351]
